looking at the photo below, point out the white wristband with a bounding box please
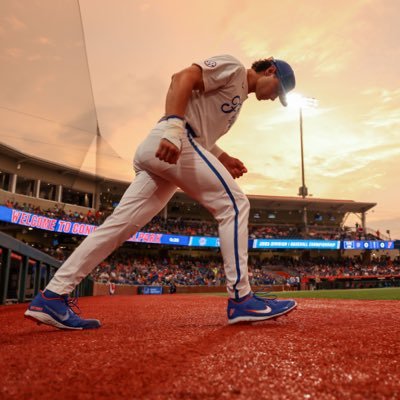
[161,117,185,150]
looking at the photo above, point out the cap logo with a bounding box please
[204,59,217,68]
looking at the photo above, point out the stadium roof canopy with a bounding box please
[247,194,375,214]
[0,142,127,186]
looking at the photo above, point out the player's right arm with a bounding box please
[155,65,204,164]
[165,64,204,117]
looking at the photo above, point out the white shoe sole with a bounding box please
[228,302,297,325]
[24,309,83,330]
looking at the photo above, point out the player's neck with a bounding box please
[246,69,258,94]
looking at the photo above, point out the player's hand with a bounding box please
[218,153,248,179]
[155,117,185,164]
[155,139,181,164]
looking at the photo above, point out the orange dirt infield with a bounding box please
[1,295,399,400]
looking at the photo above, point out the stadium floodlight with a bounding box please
[286,93,318,199]
[286,93,318,238]
[286,93,318,110]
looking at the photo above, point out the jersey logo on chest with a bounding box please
[221,95,242,114]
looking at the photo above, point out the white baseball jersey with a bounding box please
[185,55,249,151]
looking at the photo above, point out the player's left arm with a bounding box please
[218,152,248,179]
[210,144,247,179]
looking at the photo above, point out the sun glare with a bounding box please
[286,93,318,109]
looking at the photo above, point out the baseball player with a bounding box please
[25,55,297,329]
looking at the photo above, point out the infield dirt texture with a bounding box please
[1,294,399,399]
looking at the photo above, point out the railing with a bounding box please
[364,227,391,241]
[0,231,93,305]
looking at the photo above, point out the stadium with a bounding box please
[1,140,398,300]
[1,1,400,399]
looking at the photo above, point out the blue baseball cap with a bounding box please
[272,59,296,107]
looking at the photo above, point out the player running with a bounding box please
[25,55,297,329]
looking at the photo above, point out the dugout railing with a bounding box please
[0,231,93,305]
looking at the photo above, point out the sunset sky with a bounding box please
[0,0,399,239]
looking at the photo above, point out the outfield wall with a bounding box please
[93,283,289,296]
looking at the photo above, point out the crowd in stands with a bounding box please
[139,215,219,237]
[3,200,383,241]
[4,200,107,225]
[89,253,400,288]
[91,254,278,287]
[10,227,400,288]
[3,198,398,292]
[290,255,400,278]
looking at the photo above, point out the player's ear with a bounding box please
[265,65,277,76]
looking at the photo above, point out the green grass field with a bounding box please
[204,287,400,300]
[270,287,400,300]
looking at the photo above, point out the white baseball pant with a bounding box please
[46,120,251,299]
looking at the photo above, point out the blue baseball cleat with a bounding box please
[227,292,297,324]
[24,290,101,330]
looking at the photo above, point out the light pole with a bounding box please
[299,105,309,237]
[286,94,318,237]
[299,106,307,199]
